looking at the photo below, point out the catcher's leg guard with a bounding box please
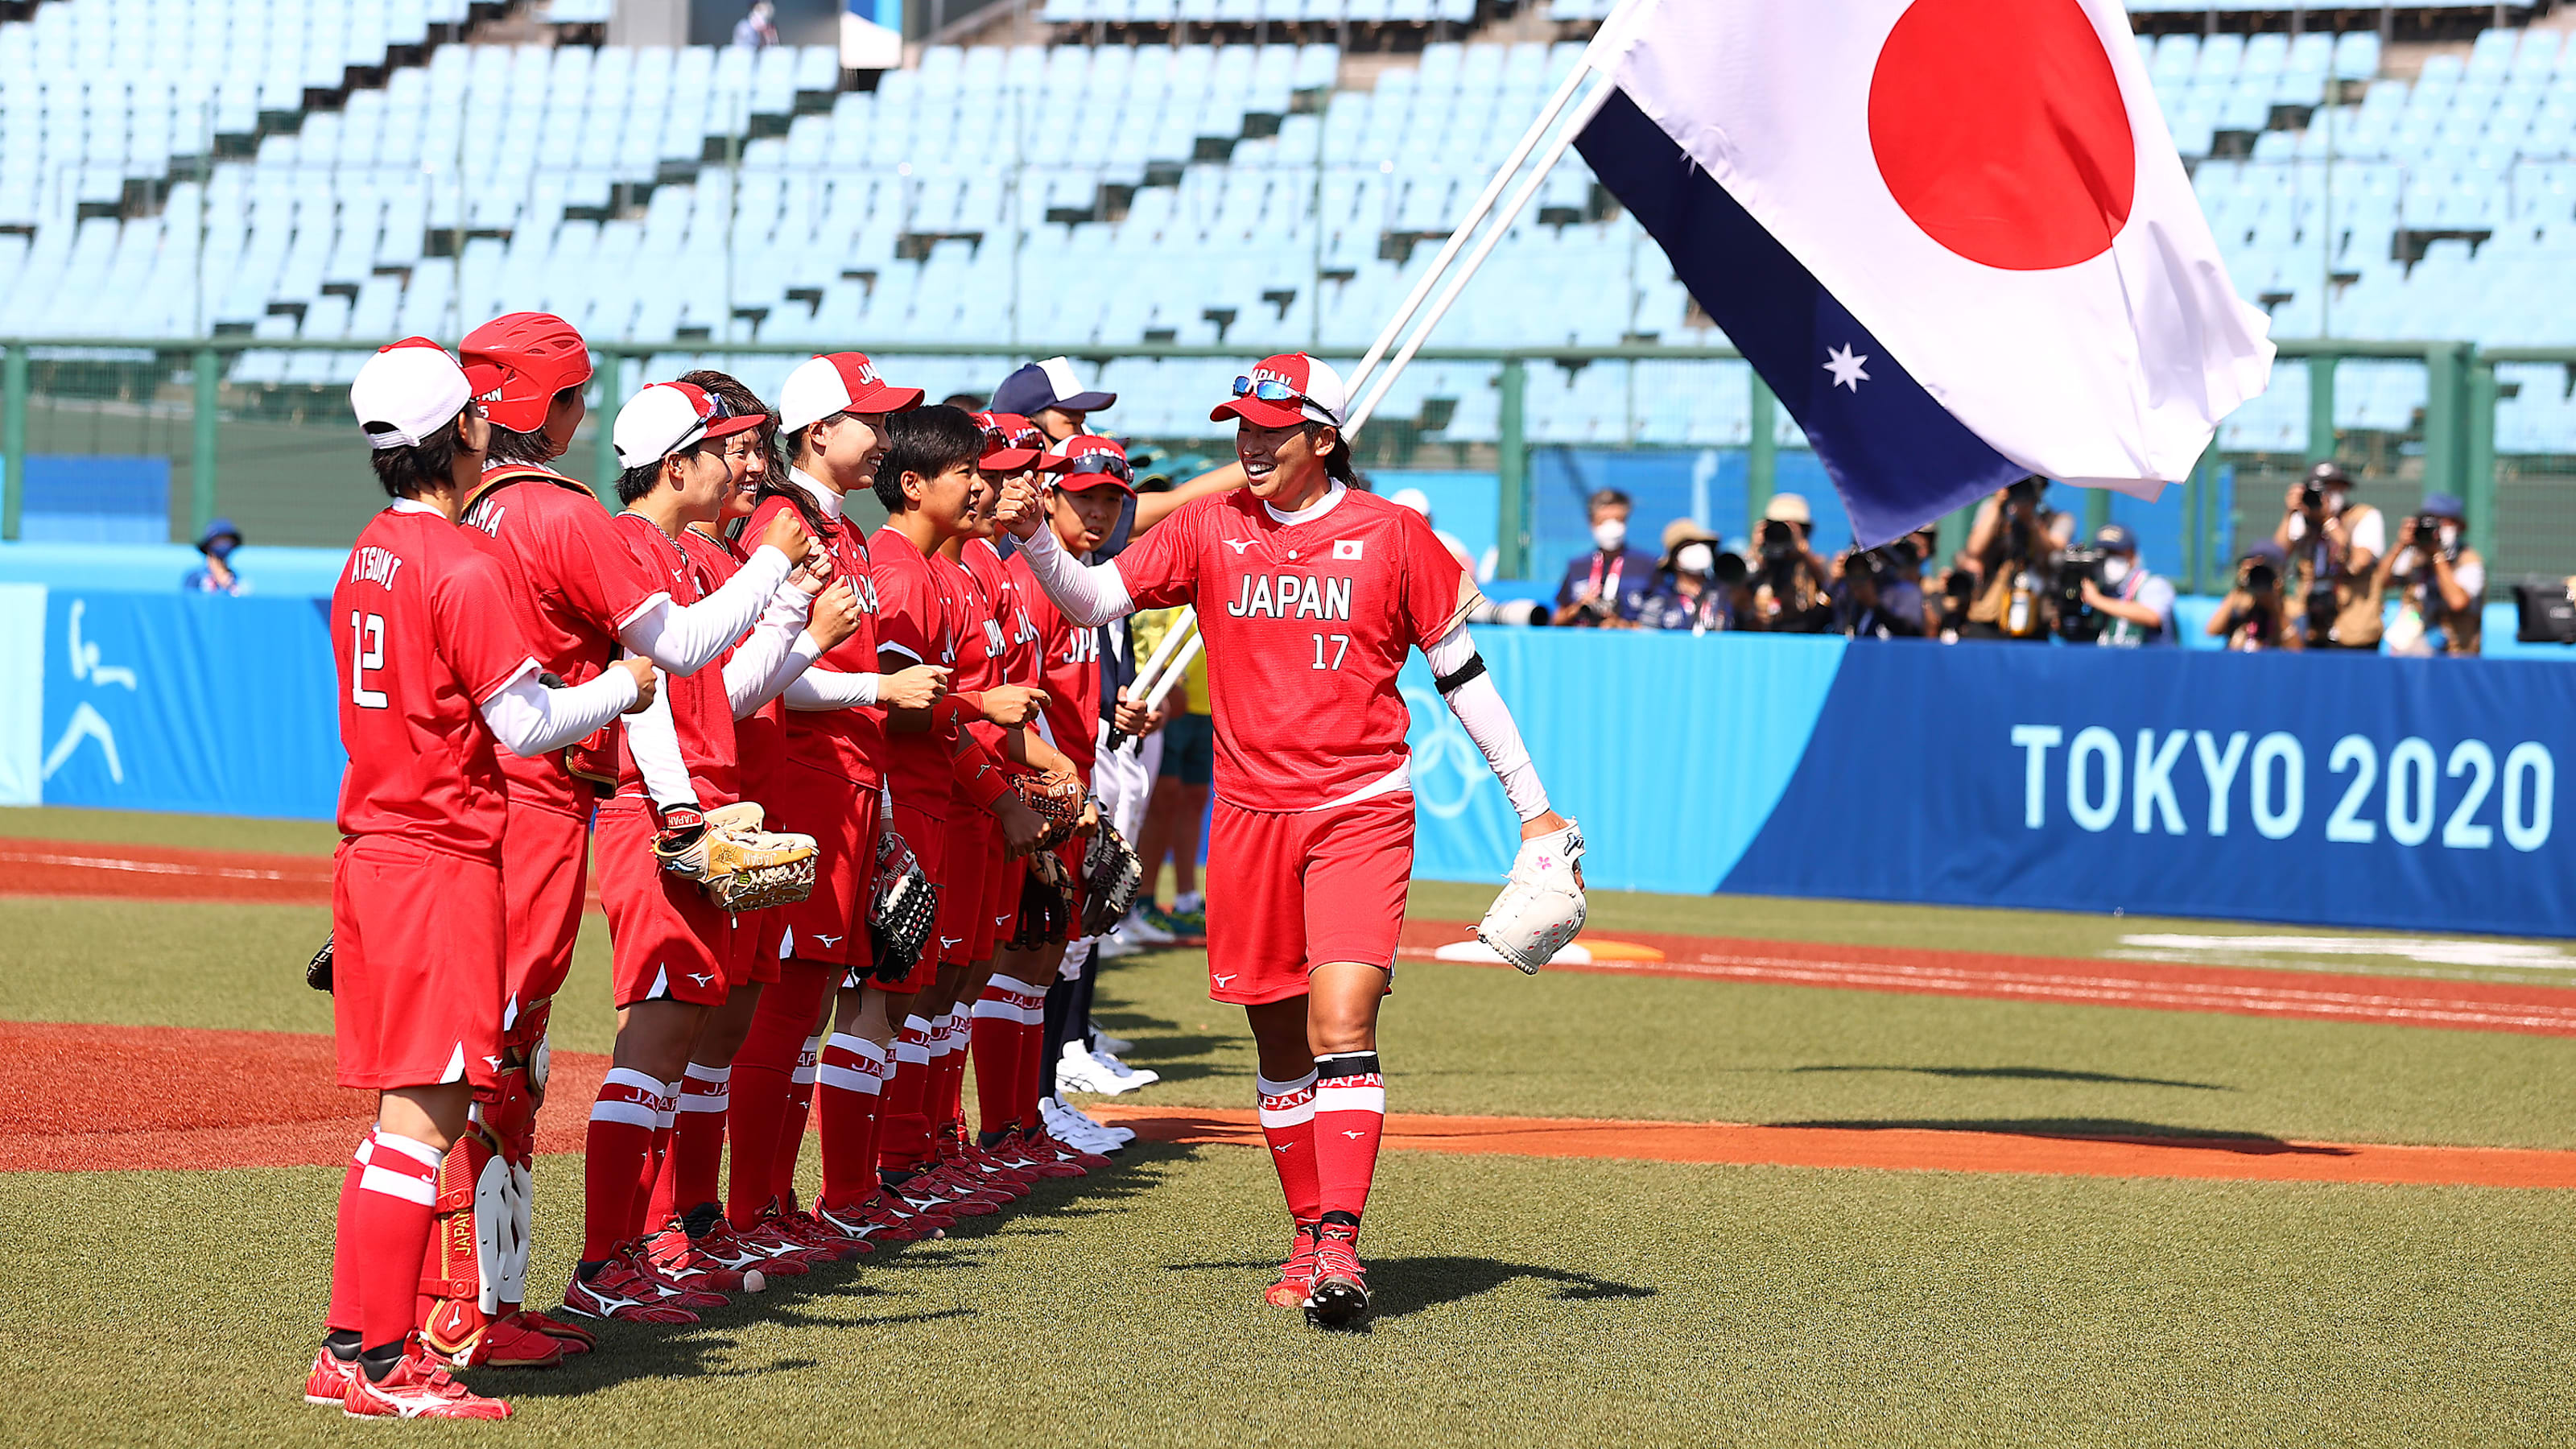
[416,1124,560,1368]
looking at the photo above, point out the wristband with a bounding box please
[937,691,986,729]
[950,735,1015,813]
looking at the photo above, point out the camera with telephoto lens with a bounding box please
[2243,558,2279,593]
[2413,514,2457,560]
[2301,481,2326,511]
[1758,518,1798,563]
[2050,545,2107,642]
[1711,551,1749,588]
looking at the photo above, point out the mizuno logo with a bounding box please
[1212,972,1237,986]
[687,971,715,987]
[482,1055,504,1070]
[1342,1130,1369,1139]
[941,936,964,950]
[1274,1144,1292,1153]
[994,914,1012,925]
[1223,538,1255,554]
[814,934,844,947]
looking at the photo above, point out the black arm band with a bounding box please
[1433,654,1488,697]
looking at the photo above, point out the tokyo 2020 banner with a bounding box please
[13,586,2573,937]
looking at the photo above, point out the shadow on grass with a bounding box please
[1769,1117,2355,1157]
[1785,1064,2234,1092]
[493,1145,1200,1398]
[1160,1255,1657,1325]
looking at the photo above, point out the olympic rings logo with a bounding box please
[1402,683,1484,821]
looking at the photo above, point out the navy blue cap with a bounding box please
[991,357,1116,419]
[197,517,242,556]
[2421,492,2466,519]
[2094,522,2137,554]
[2242,539,2288,567]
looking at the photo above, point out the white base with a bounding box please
[1433,939,1594,968]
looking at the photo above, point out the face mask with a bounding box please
[1674,542,1714,575]
[2324,489,2347,517]
[1592,518,1628,553]
[2099,555,2132,586]
[2438,524,2459,550]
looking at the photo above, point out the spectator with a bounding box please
[730,0,778,48]
[1832,546,1924,638]
[1646,518,1742,632]
[939,391,986,411]
[1745,493,1834,633]
[2206,541,2297,651]
[183,516,246,595]
[1552,487,1660,627]
[1961,477,2074,640]
[2079,523,2175,646]
[2378,492,2486,656]
[1388,487,1476,575]
[991,357,1117,445]
[2275,461,2385,650]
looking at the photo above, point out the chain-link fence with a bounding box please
[2,336,2562,597]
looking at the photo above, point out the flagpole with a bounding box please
[1341,58,1596,402]
[1345,76,1618,435]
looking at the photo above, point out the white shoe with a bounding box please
[1088,1045,1161,1091]
[1092,1031,1133,1055]
[1060,1099,1136,1146]
[1095,930,1141,960]
[1059,1042,1154,1096]
[1119,909,1177,946]
[1042,1097,1128,1153]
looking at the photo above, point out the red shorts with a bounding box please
[976,828,1018,961]
[499,799,589,1020]
[730,907,786,986]
[594,801,731,1008]
[770,761,881,969]
[332,836,506,1092]
[1203,792,1413,1006]
[939,817,989,968]
[873,803,948,993]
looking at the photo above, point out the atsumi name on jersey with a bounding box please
[1225,572,1354,620]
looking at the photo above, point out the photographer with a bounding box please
[1645,518,1746,633]
[1552,487,1662,628]
[2075,524,2175,646]
[2205,541,2300,651]
[2274,462,2385,650]
[1961,477,2074,641]
[2376,492,2486,656]
[1833,541,1926,639]
[1746,493,1835,633]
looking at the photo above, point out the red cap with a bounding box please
[972,411,1067,473]
[459,312,594,432]
[779,352,925,431]
[1211,352,1349,430]
[1047,434,1134,494]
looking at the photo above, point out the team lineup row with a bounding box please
[308,313,1589,1419]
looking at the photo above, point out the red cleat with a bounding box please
[1265,1224,1321,1309]
[861,1186,952,1239]
[505,1306,597,1353]
[994,1129,1084,1179]
[625,1243,731,1309]
[1026,1129,1111,1173]
[643,1221,753,1292]
[775,1206,873,1261]
[896,1162,1004,1216]
[420,1306,568,1368]
[304,1347,361,1406]
[340,1346,513,1421]
[561,1256,700,1325]
[701,1216,813,1277]
[1303,1223,1372,1328]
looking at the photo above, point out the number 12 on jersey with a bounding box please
[1311,633,1349,671]
[349,610,389,708]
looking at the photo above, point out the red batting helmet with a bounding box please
[460,312,594,433]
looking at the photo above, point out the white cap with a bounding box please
[613,381,767,469]
[776,351,925,433]
[350,338,495,450]
[1210,352,1348,430]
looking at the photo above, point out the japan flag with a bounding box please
[1576,0,2275,545]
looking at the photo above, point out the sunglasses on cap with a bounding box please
[1060,452,1133,482]
[1232,376,1313,407]
[981,423,1043,452]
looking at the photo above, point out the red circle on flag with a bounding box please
[1868,0,2137,271]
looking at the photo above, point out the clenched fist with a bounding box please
[879,663,951,710]
[993,475,1044,540]
[757,508,814,567]
[807,578,863,651]
[617,656,659,714]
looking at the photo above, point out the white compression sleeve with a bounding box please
[782,663,881,710]
[621,670,697,810]
[1015,523,1135,626]
[1424,623,1550,823]
[479,667,638,758]
[722,586,813,717]
[617,544,793,675]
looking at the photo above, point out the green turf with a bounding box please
[0,804,344,857]
[8,892,2576,1152]
[5,1150,2574,1447]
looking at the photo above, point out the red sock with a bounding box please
[775,1032,822,1203]
[1256,1069,1323,1224]
[350,1128,442,1352]
[630,1081,678,1237]
[658,1063,730,1224]
[816,1032,886,1209]
[1310,1054,1385,1228]
[1016,993,1048,1130]
[973,976,1043,1136]
[726,960,828,1222]
[326,1137,369,1332]
[933,1010,969,1141]
[877,1015,935,1171]
[583,1067,666,1261]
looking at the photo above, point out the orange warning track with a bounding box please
[0,842,336,905]
[9,1021,2575,1190]
[1401,922,2576,1038]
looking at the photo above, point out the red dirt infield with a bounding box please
[10,1021,2575,1191]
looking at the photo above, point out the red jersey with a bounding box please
[460,465,669,819]
[681,526,783,801]
[1110,485,1476,811]
[605,512,738,805]
[869,524,963,816]
[964,537,1041,687]
[748,475,884,786]
[1006,542,1104,779]
[333,502,543,861]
